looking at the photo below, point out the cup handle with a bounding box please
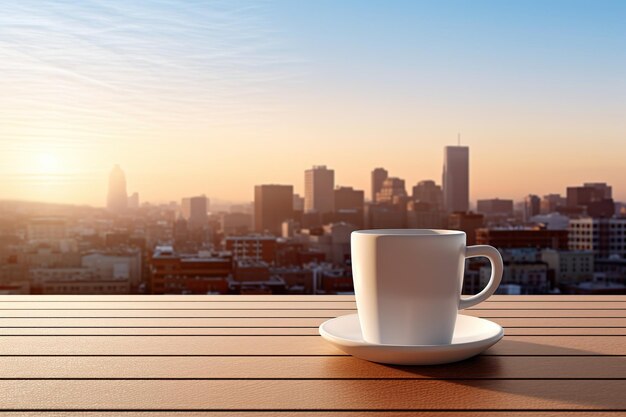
[459,245,503,310]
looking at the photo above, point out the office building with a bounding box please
[477,198,514,217]
[541,249,594,284]
[149,246,232,294]
[106,165,128,212]
[375,177,407,204]
[569,218,626,258]
[305,166,335,214]
[406,201,446,229]
[225,236,278,263]
[442,146,469,212]
[524,194,541,221]
[254,185,294,235]
[567,182,614,217]
[540,194,566,214]
[371,168,388,202]
[334,186,365,229]
[448,212,483,245]
[412,180,443,211]
[476,227,568,250]
[181,195,209,229]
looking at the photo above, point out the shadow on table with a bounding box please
[382,339,625,410]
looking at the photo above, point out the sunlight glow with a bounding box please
[34,152,62,175]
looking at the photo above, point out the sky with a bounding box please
[0,0,625,207]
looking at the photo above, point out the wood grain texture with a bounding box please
[0,294,624,301]
[0,335,625,355]
[0,300,625,310]
[3,327,626,336]
[0,356,625,379]
[0,295,624,414]
[1,380,626,409]
[2,413,626,417]
[2,309,626,318]
[1,317,626,328]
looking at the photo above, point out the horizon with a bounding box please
[1,0,625,205]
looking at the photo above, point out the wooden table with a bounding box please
[0,295,625,416]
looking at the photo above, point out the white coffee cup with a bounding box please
[351,229,503,345]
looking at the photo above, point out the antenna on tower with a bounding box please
[457,133,461,146]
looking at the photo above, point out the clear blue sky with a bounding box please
[0,0,625,205]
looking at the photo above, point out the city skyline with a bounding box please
[1,1,625,205]
[6,154,626,210]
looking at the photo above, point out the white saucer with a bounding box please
[319,314,503,365]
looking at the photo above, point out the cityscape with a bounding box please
[1,144,624,296]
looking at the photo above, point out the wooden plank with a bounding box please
[1,301,625,310]
[0,294,624,302]
[0,295,359,302]
[0,301,358,310]
[0,328,322,335]
[2,326,626,336]
[0,335,624,355]
[1,317,626,328]
[0,309,356,318]
[0,318,330,327]
[0,356,625,379]
[1,380,626,409]
[3,309,626,318]
[2,413,625,417]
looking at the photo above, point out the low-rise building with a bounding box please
[225,236,277,263]
[569,217,626,258]
[149,246,232,294]
[541,249,594,285]
[476,227,568,250]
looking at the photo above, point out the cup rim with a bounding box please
[352,229,465,236]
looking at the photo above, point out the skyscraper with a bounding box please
[107,165,128,213]
[442,146,469,213]
[254,185,294,235]
[304,165,334,214]
[371,168,388,202]
[181,195,209,229]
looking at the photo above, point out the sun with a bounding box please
[34,152,62,175]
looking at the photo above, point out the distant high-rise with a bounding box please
[181,195,209,229]
[540,194,566,214]
[477,198,514,217]
[334,186,365,228]
[412,180,443,211]
[567,182,614,218]
[107,165,128,212]
[304,165,334,213]
[524,194,541,221]
[376,177,407,204]
[442,146,469,212]
[371,168,388,202]
[254,185,294,235]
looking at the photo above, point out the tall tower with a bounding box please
[371,168,388,202]
[442,146,469,213]
[304,165,335,214]
[107,165,128,212]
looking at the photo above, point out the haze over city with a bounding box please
[1,0,625,206]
